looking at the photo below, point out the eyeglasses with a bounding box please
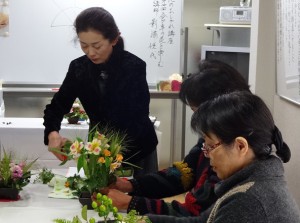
[201,142,222,157]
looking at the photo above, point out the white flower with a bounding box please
[169,73,182,82]
[72,103,80,108]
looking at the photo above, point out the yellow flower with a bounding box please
[70,140,84,156]
[86,138,101,155]
[173,161,193,190]
[96,133,106,140]
[110,162,121,173]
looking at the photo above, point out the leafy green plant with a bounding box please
[53,193,151,223]
[33,167,55,184]
[91,192,123,222]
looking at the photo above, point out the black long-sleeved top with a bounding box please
[43,48,158,164]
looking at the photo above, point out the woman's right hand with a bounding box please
[108,177,133,193]
[47,131,68,161]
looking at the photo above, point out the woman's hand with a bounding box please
[47,131,68,161]
[108,177,133,193]
[104,189,132,211]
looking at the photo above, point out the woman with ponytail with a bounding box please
[147,91,300,223]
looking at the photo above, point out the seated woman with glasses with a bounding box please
[147,91,300,223]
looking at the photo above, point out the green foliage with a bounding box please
[53,193,152,223]
[33,167,55,184]
[53,216,82,223]
[91,192,122,222]
[124,210,152,223]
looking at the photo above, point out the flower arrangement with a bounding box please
[33,167,55,184]
[64,100,88,123]
[51,127,129,196]
[53,192,152,223]
[0,148,37,191]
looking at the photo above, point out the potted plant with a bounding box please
[50,126,133,209]
[64,100,89,124]
[33,167,55,184]
[0,148,37,200]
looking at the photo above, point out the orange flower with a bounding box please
[65,181,70,188]
[98,157,105,164]
[116,154,123,162]
[103,149,111,157]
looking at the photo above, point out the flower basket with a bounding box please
[0,187,19,200]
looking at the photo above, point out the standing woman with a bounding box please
[43,7,158,176]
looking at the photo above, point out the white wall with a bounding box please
[274,96,300,206]
[248,0,300,207]
[183,0,248,155]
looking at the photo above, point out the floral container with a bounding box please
[0,148,37,201]
[0,187,19,200]
[79,191,93,210]
[67,116,80,124]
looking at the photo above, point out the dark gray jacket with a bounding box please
[148,156,300,223]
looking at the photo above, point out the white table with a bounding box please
[0,117,89,168]
[0,169,101,223]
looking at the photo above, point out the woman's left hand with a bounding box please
[104,189,132,211]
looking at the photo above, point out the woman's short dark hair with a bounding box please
[191,91,291,163]
[74,7,123,49]
[179,59,250,107]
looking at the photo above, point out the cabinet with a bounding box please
[204,23,251,47]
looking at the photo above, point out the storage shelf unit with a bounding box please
[204,23,251,47]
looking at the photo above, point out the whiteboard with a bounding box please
[0,0,183,85]
[276,0,300,105]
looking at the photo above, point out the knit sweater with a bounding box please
[127,138,219,216]
[147,156,300,223]
[43,47,157,164]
